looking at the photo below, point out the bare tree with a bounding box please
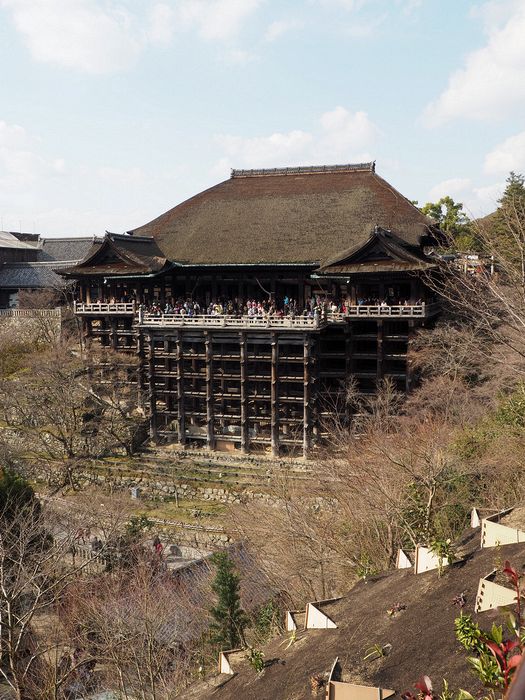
[0,340,145,491]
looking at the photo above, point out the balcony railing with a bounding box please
[139,313,326,330]
[346,303,439,318]
[74,301,136,315]
[73,302,440,324]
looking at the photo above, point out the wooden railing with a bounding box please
[139,313,326,330]
[74,301,135,314]
[73,302,440,323]
[0,308,61,318]
[346,303,439,318]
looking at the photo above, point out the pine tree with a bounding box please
[487,171,525,264]
[209,552,249,650]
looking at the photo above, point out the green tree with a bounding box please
[0,468,39,523]
[485,171,525,263]
[421,196,474,250]
[209,552,249,650]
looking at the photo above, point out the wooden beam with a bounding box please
[303,334,312,459]
[376,319,384,383]
[239,331,249,453]
[406,320,415,393]
[147,333,158,443]
[271,332,279,457]
[205,331,215,450]
[176,331,186,445]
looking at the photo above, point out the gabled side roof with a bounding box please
[318,227,436,275]
[60,233,168,277]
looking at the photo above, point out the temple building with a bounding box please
[0,231,98,308]
[62,163,441,457]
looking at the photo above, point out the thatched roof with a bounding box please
[129,164,437,266]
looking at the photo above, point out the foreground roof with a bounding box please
[129,163,437,266]
[0,262,68,289]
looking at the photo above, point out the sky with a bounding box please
[1,0,525,236]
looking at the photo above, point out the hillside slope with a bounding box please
[182,535,525,700]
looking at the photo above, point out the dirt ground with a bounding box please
[181,533,525,700]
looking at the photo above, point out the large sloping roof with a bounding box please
[130,164,437,266]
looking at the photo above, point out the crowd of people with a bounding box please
[139,295,352,319]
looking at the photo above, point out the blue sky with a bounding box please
[1,0,524,236]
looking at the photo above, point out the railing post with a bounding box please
[271,332,279,457]
[239,331,249,454]
[205,332,215,450]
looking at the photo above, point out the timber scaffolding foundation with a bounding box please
[75,305,439,457]
[142,327,320,459]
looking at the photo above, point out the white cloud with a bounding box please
[466,182,504,216]
[214,106,380,171]
[427,177,471,202]
[0,0,261,73]
[0,0,143,74]
[0,119,60,191]
[175,0,262,41]
[147,3,176,44]
[264,18,303,42]
[484,131,525,174]
[423,0,525,125]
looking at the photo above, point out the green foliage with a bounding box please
[0,468,39,522]
[253,600,281,644]
[421,196,475,250]
[245,647,264,673]
[455,564,525,692]
[125,514,153,539]
[455,614,487,656]
[484,171,525,262]
[209,552,249,650]
[363,643,388,661]
[355,553,378,579]
[493,383,525,429]
[429,537,454,577]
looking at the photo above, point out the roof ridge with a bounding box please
[231,162,375,178]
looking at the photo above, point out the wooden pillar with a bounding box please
[271,332,279,457]
[376,319,384,383]
[406,320,415,393]
[239,331,249,453]
[109,317,118,350]
[344,321,353,425]
[211,275,218,302]
[205,331,215,450]
[410,278,417,303]
[147,333,158,442]
[303,334,312,459]
[298,275,305,309]
[136,325,145,411]
[176,331,186,444]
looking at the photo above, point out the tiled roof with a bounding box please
[37,236,100,263]
[61,233,168,277]
[0,263,68,289]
